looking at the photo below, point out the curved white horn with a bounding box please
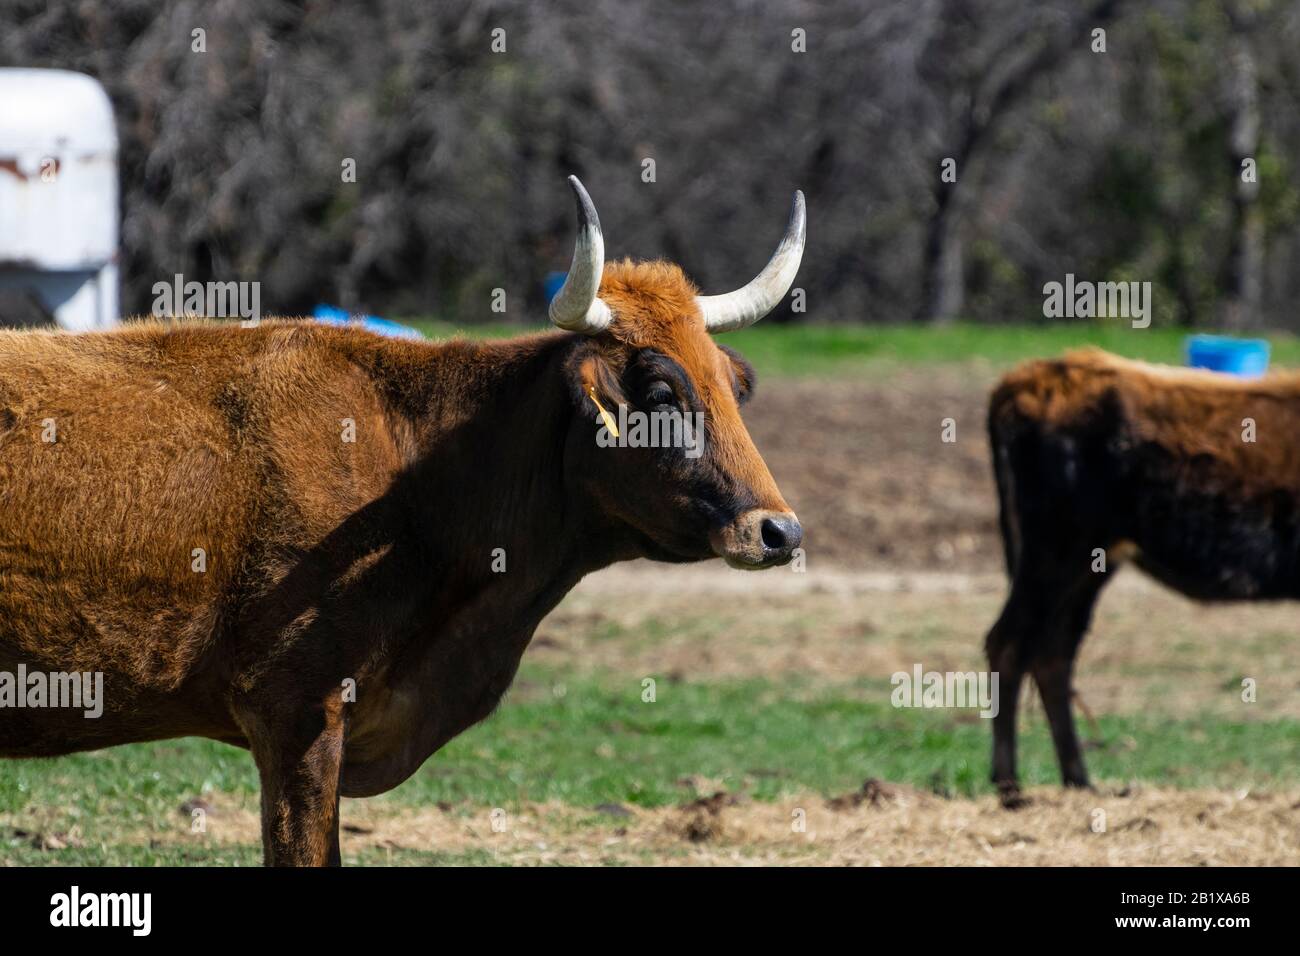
[548,176,613,334]
[696,190,806,333]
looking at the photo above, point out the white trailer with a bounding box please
[0,68,120,330]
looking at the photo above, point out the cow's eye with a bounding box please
[644,381,675,408]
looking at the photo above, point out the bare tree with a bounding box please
[1219,0,1263,330]
[916,0,1126,323]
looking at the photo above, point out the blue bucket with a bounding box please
[1185,335,1270,378]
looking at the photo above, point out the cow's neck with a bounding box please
[340,332,624,794]
[394,332,621,585]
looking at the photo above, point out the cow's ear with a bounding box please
[717,344,757,406]
[569,349,626,410]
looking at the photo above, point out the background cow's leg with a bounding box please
[1031,578,1104,789]
[988,549,1110,800]
[985,586,1032,803]
[242,697,346,866]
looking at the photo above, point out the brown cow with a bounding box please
[0,177,805,865]
[985,347,1300,802]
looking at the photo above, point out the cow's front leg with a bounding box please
[241,697,346,866]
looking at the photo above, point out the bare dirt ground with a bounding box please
[744,364,1000,570]
[137,783,1300,866]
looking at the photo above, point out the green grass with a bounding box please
[392,667,1300,804]
[401,318,1300,378]
[3,665,1295,838]
[3,663,1296,864]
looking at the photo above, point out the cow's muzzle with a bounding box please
[710,509,803,569]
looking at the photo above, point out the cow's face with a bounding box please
[551,178,804,569]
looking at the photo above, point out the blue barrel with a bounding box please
[1185,335,1270,378]
[311,304,423,340]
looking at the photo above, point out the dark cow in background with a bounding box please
[985,348,1300,802]
[0,177,805,865]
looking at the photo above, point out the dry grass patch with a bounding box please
[137,784,1300,866]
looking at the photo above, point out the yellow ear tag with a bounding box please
[587,385,619,438]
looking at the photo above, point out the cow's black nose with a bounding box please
[760,514,802,557]
[710,509,803,569]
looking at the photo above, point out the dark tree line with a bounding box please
[2,0,1297,328]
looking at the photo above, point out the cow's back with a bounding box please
[990,348,1300,598]
[0,322,408,705]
